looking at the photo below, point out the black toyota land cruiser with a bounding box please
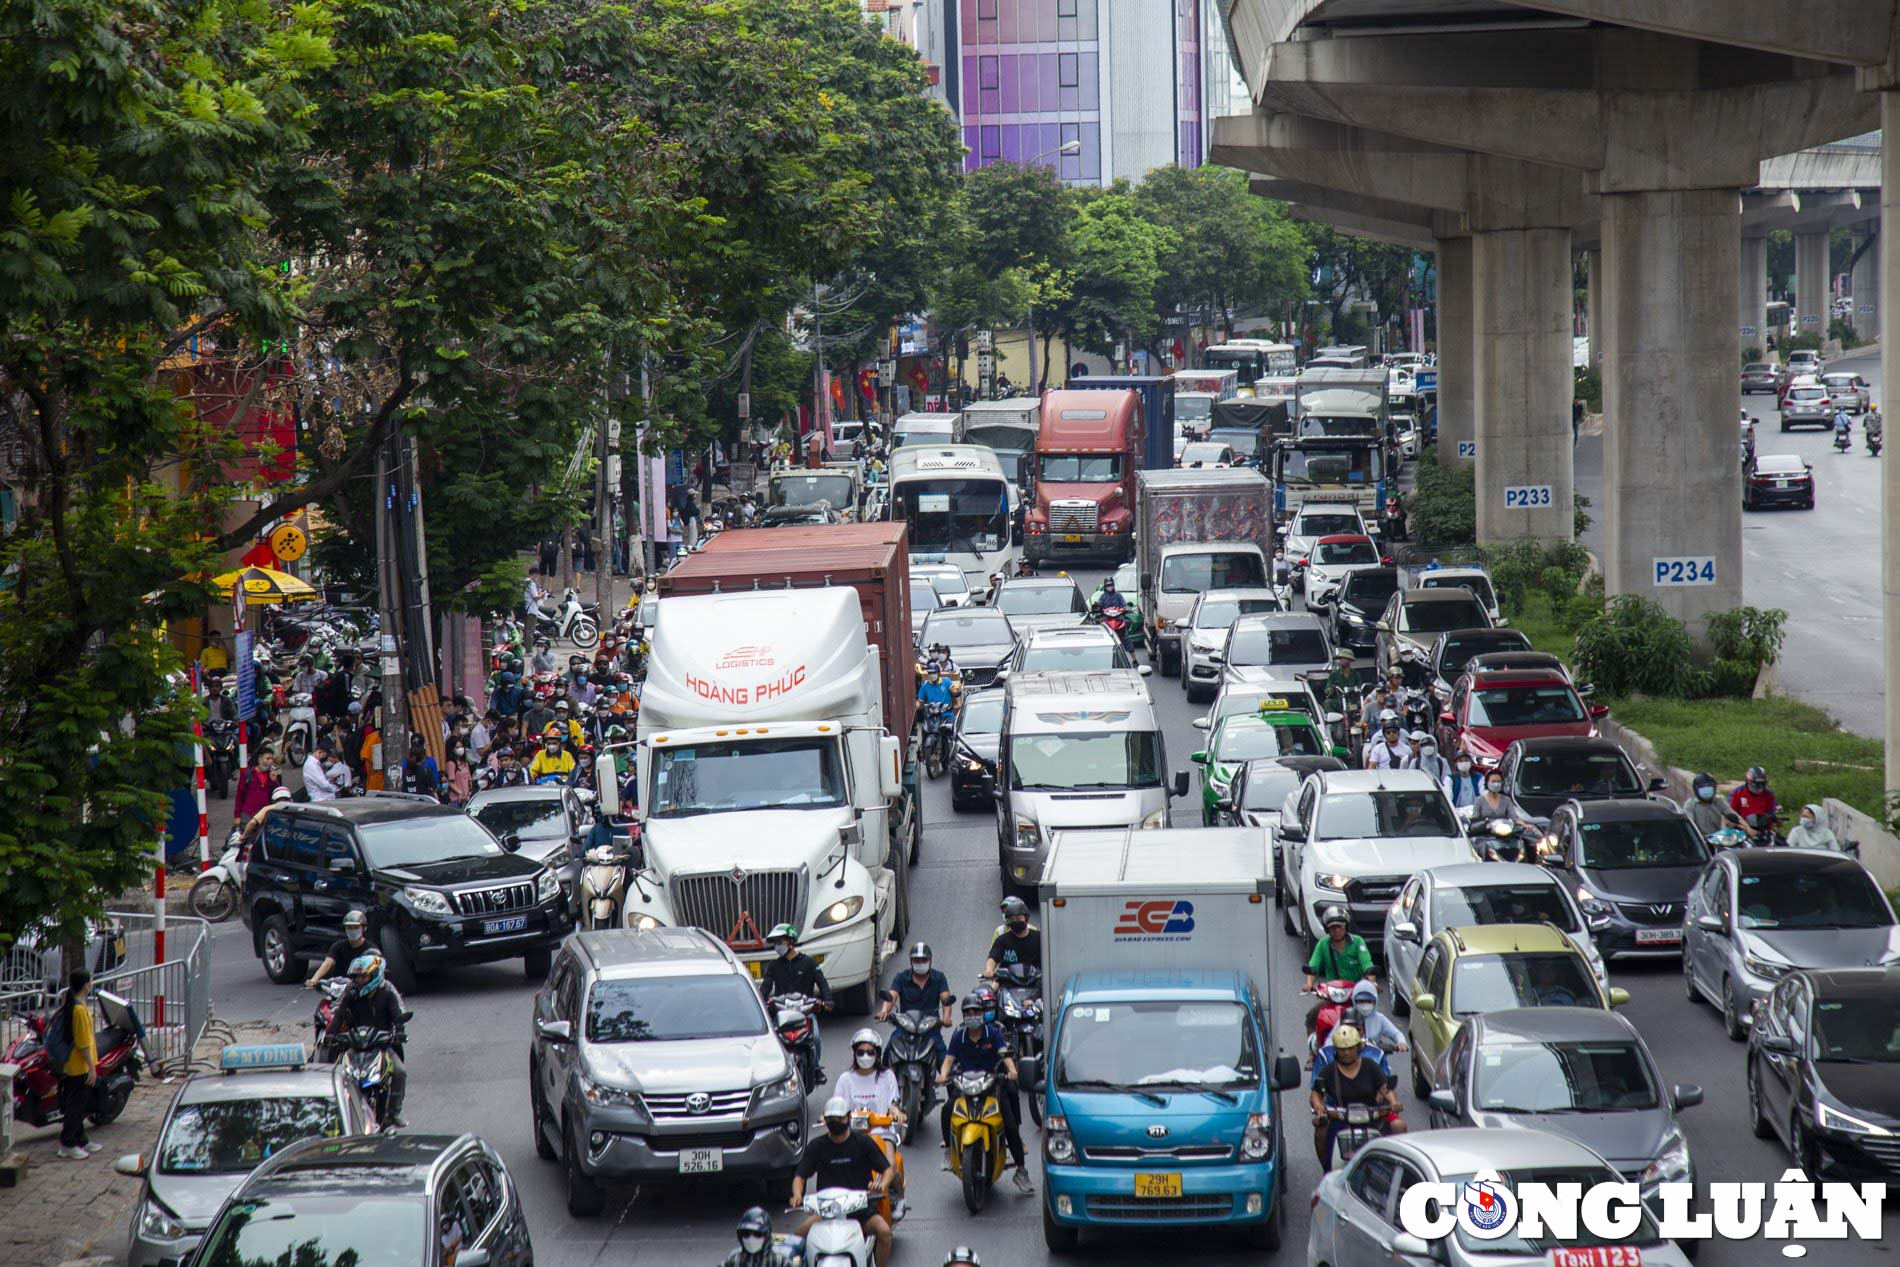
[241,795,573,991]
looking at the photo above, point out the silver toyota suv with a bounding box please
[529,928,806,1216]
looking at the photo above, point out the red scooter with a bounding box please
[6,989,148,1129]
[1091,602,1132,650]
[1305,979,1356,1062]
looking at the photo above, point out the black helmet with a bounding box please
[1745,765,1767,790]
[907,941,932,965]
[736,1207,773,1238]
[999,896,1029,920]
[1691,771,1717,794]
[960,993,988,1017]
[1321,904,1350,932]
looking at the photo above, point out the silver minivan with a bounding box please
[529,928,806,1216]
[991,668,1187,894]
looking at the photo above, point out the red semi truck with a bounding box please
[1023,388,1143,565]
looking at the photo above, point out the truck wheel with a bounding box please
[379,926,419,995]
[1043,1199,1080,1252]
[260,915,305,985]
[908,804,922,867]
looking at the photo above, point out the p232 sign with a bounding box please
[1653,557,1716,587]
[1502,484,1553,509]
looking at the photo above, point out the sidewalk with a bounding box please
[2,1019,300,1267]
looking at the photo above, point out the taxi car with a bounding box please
[1191,704,1336,825]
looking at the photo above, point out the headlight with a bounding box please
[579,1072,641,1109]
[1014,819,1040,850]
[1241,1112,1274,1160]
[1817,1102,1892,1136]
[1317,873,1353,893]
[1140,809,1167,830]
[1574,884,1613,919]
[963,757,984,772]
[1744,951,1792,980]
[402,887,454,917]
[627,912,663,931]
[814,895,864,928]
[751,1071,801,1113]
[1536,834,1561,857]
[1640,1133,1691,1185]
[138,1198,186,1241]
[536,868,560,903]
[1044,1113,1076,1163]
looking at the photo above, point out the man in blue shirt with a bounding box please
[876,942,954,1059]
[936,995,1033,1193]
[917,660,954,711]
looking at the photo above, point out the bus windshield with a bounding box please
[893,478,1010,554]
[771,474,854,509]
[1203,349,1263,386]
[1276,446,1383,486]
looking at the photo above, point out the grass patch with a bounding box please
[1507,593,1573,659]
[1605,694,1885,819]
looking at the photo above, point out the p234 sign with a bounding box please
[1653,557,1716,587]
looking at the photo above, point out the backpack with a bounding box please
[42,1003,74,1072]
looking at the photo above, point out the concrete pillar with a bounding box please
[1852,230,1880,341]
[1600,188,1742,630]
[1881,95,1900,780]
[1740,233,1769,355]
[1435,235,1475,462]
[1585,248,1602,369]
[1472,227,1574,544]
[1795,229,1831,339]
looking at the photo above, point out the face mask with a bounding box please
[1487,780,1503,793]
[740,1235,767,1255]
[910,962,930,977]
[1696,786,1714,801]
[1802,815,1815,828]
[1421,743,1437,756]
[775,943,793,959]
[1354,1000,1375,1018]
[825,1119,848,1137]
[1008,919,1028,934]
[856,1052,877,1070]
[452,747,465,757]
[965,1017,985,1034]
[1457,760,1472,773]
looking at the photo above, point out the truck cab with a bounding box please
[1037,827,1302,1252]
[1149,543,1271,673]
[1025,390,1142,566]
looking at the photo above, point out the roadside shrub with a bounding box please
[1573,367,1601,411]
[1571,595,1700,697]
[1829,318,1861,350]
[1556,573,1605,634]
[1742,345,1763,364]
[1782,331,1824,356]
[1573,491,1592,538]
[1409,451,1475,546]
[1697,606,1788,698]
[1481,540,1589,619]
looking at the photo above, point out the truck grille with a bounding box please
[670,868,807,946]
[1346,876,1405,906]
[1615,901,1683,926]
[644,1089,753,1120]
[1049,501,1099,534]
[1086,1194,1234,1220]
[1083,1145,1234,1162]
[452,881,537,917]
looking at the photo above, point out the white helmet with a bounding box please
[822,1095,851,1120]
[1377,709,1400,727]
[851,1028,881,1050]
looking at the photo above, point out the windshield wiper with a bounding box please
[1163,1082,1243,1105]
[1062,1080,1167,1106]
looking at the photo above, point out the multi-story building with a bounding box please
[954,0,1203,185]
[868,0,953,107]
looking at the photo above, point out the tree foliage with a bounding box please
[1134,166,1307,341]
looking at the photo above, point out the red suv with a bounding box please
[1436,668,1607,770]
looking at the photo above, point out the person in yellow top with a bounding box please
[527,733,576,782]
[549,699,586,749]
[55,969,100,1158]
[198,629,230,674]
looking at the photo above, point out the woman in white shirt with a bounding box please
[833,1029,908,1216]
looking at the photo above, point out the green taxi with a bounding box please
[1089,562,1144,648]
[1405,923,1629,1098]
[1190,704,1335,825]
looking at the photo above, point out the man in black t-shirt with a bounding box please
[982,896,1041,978]
[792,1095,892,1266]
[1307,1024,1406,1169]
[305,910,372,988]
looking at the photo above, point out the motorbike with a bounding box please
[204,719,238,798]
[1382,495,1407,542]
[281,691,318,763]
[1320,1102,1381,1170]
[994,963,1044,1126]
[313,977,350,1050]
[1306,979,1356,1058]
[6,989,147,1130]
[849,1109,906,1225]
[1835,425,1854,453]
[944,1067,1009,1215]
[531,588,601,649]
[187,827,247,922]
[884,1011,941,1145]
[921,701,953,780]
[1398,685,1435,736]
[1741,810,1786,848]
[796,1189,875,1267]
[1706,826,1750,851]
[1870,429,1884,456]
[1469,815,1542,864]
[772,992,824,1090]
[336,1015,410,1128]
[1089,601,1132,650]
[579,843,636,930]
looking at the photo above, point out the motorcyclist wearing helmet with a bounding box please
[877,943,954,1057]
[528,638,558,676]
[1728,765,1778,829]
[916,659,954,712]
[835,1029,908,1216]
[760,924,833,1079]
[324,952,408,1125]
[306,909,372,989]
[935,996,1033,1194]
[527,731,576,782]
[944,1249,981,1267]
[721,1207,801,1267]
[791,1096,893,1267]
[1392,645,1430,691]
[1471,770,1534,826]
[983,896,1041,978]
[1363,716,1412,770]
[1304,905,1375,993]
[1308,1023,1406,1170]
[1680,772,1729,837]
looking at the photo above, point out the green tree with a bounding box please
[940,161,1072,390]
[1060,187,1179,363]
[0,0,331,944]
[1303,224,1416,346]
[1135,166,1308,343]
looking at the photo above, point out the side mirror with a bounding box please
[113,1153,146,1177]
[878,734,902,801]
[1171,771,1190,799]
[1438,710,1455,724]
[500,833,522,853]
[1391,1234,1434,1260]
[1695,912,1724,931]
[1608,987,1630,1008]
[983,773,1002,802]
[1577,683,1596,699]
[1214,795,1235,813]
[1758,1034,1799,1057]
[1324,711,1344,724]
[1207,653,1224,665]
[1495,617,1510,628]
[1136,664,1153,678]
[1192,716,1211,731]
[594,752,620,818]
[1590,704,1610,720]
[1427,1089,1456,1114]
[536,1018,573,1043]
[327,856,357,874]
[994,670,1010,683]
[1648,776,1668,792]
[1375,621,1392,633]
[1269,1054,1302,1092]
[1391,919,1420,943]
[1190,751,1208,765]
[1672,1084,1704,1111]
[1411,992,1437,1014]
[1278,814,1305,842]
[457,1251,493,1267]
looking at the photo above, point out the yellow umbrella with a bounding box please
[209,566,321,605]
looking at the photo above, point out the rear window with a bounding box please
[1340,571,1399,610]
[1314,540,1377,565]
[1298,514,1361,536]
[1790,389,1826,401]
[1420,573,1496,609]
[1228,624,1329,666]
[1401,597,1488,634]
[1743,363,1774,373]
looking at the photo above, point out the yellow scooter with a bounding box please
[945,1069,1008,1214]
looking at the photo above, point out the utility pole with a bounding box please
[375,434,406,783]
[595,349,614,621]
[639,363,657,579]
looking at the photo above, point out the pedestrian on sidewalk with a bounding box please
[537,537,558,577]
[442,740,474,805]
[233,750,282,825]
[1572,396,1584,444]
[53,969,99,1159]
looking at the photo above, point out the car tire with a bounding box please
[1804,495,1815,510]
[260,915,305,985]
[523,946,553,980]
[1245,1191,1286,1251]
[530,1063,559,1161]
[1282,893,1301,937]
[1043,1197,1081,1252]
[1683,953,1702,1005]
[1411,1053,1431,1099]
[1390,983,1410,1018]
[379,925,419,995]
[1791,1110,1824,1176]
[1746,1056,1775,1141]
[1779,420,1789,432]
[564,1119,606,1218]
[1721,977,1746,1042]
[909,803,922,867]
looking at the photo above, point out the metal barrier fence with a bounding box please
[0,912,212,1075]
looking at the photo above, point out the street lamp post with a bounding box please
[1022,139,1082,395]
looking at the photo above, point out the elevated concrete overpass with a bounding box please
[1213,0,1900,786]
